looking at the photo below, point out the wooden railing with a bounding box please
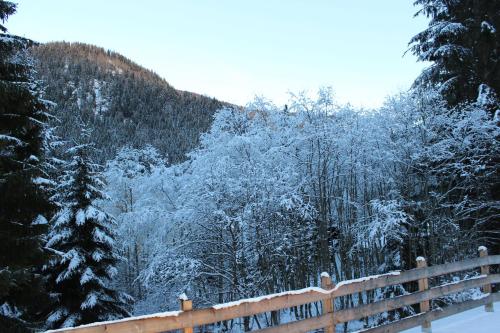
[47,247,500,333]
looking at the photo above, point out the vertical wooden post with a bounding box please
[321,272,335,333]
[479,246,494,312]
[416,257,431,333]
[179,293,194,333]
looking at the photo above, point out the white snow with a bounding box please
[401,302,500,333]
[481,21,496,34]
[0,134,24,145]
[85,206,107,223]
[211,287,331,310]
[93,227,115,245]
[178,293,188,301]
[334,271,401,289]
[80,267,96,285]
[477,84,497,107]
[62,313,81,329]
[416,256,426,262]
[75,209,86,226]
[27,154,39,162]
[321,272,330,278]
[106,265,118,278]
[439,275,485,288]
[478,246,487,252]
[55,249,84,283]
[92,79,109,115]
[212,271,401,310]
[32,214,48,225]
[32,177,56,186]
[47,307,68,325]
[0,302,22,318]
[91,249,104,262]
[436,22,467,36]
[80,292,98,310]
[45,310,181,333]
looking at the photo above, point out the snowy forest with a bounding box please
[0,1,499,332]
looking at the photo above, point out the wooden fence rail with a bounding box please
[46,248,500,333]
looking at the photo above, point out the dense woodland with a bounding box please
[0,0,499,332]
[33,42,227,163]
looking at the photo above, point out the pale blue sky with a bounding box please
[8,1,429,108]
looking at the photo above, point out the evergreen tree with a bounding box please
[409,0,500,113]
[45,132,130,329]
[0,1,15,33]
[0,2,53,331]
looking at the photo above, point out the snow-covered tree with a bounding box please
[409,0,499,112]
[45,134,130,329]
[0,2,55,330]
[102,145,172,314]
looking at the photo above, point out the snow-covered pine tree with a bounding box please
[409,0,499,113]
[45,130,130,329]
[409,0,500,260]
[1,1,54,331]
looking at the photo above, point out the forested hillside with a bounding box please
[32,42,227,163]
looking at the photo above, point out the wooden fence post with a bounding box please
[321,272,335,333]
[479,246,494,312]
[179,293,194,333]
[416,257,431,333]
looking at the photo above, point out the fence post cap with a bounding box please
[478,246,488,252]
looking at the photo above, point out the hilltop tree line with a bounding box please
[32,41,227,164]
[0,0,499,332]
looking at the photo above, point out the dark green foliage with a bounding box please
[409,0,500,112]
[0,1,15,32]
[32,42,229,163]
[0,2,52,330]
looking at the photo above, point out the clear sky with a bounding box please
[7,0,429,108]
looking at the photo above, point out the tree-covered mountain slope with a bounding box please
[32,42,227,163]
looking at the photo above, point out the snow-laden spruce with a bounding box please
[45,138,131,329]
[409,0,499,111]
[0,3,61,330]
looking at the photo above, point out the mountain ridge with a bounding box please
[32,41,229,163]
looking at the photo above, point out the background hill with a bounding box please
[32,42,227,163]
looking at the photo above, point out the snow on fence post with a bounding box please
[416,257,432,333]
[179,293,194,333]
[478,246,494,312]
[320,272,335,333]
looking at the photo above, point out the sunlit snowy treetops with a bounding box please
[103,89,499,325]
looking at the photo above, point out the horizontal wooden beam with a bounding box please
[45,288,332,333]
[255,293,500,333]
[333,255,500,298]
[46,255,500,333]
[333,274,500,324]
[252,275,500,333]
[359,292,500,333]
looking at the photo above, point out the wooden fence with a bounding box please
[46,247,500,333]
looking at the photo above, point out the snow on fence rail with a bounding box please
[46,247,500,333]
